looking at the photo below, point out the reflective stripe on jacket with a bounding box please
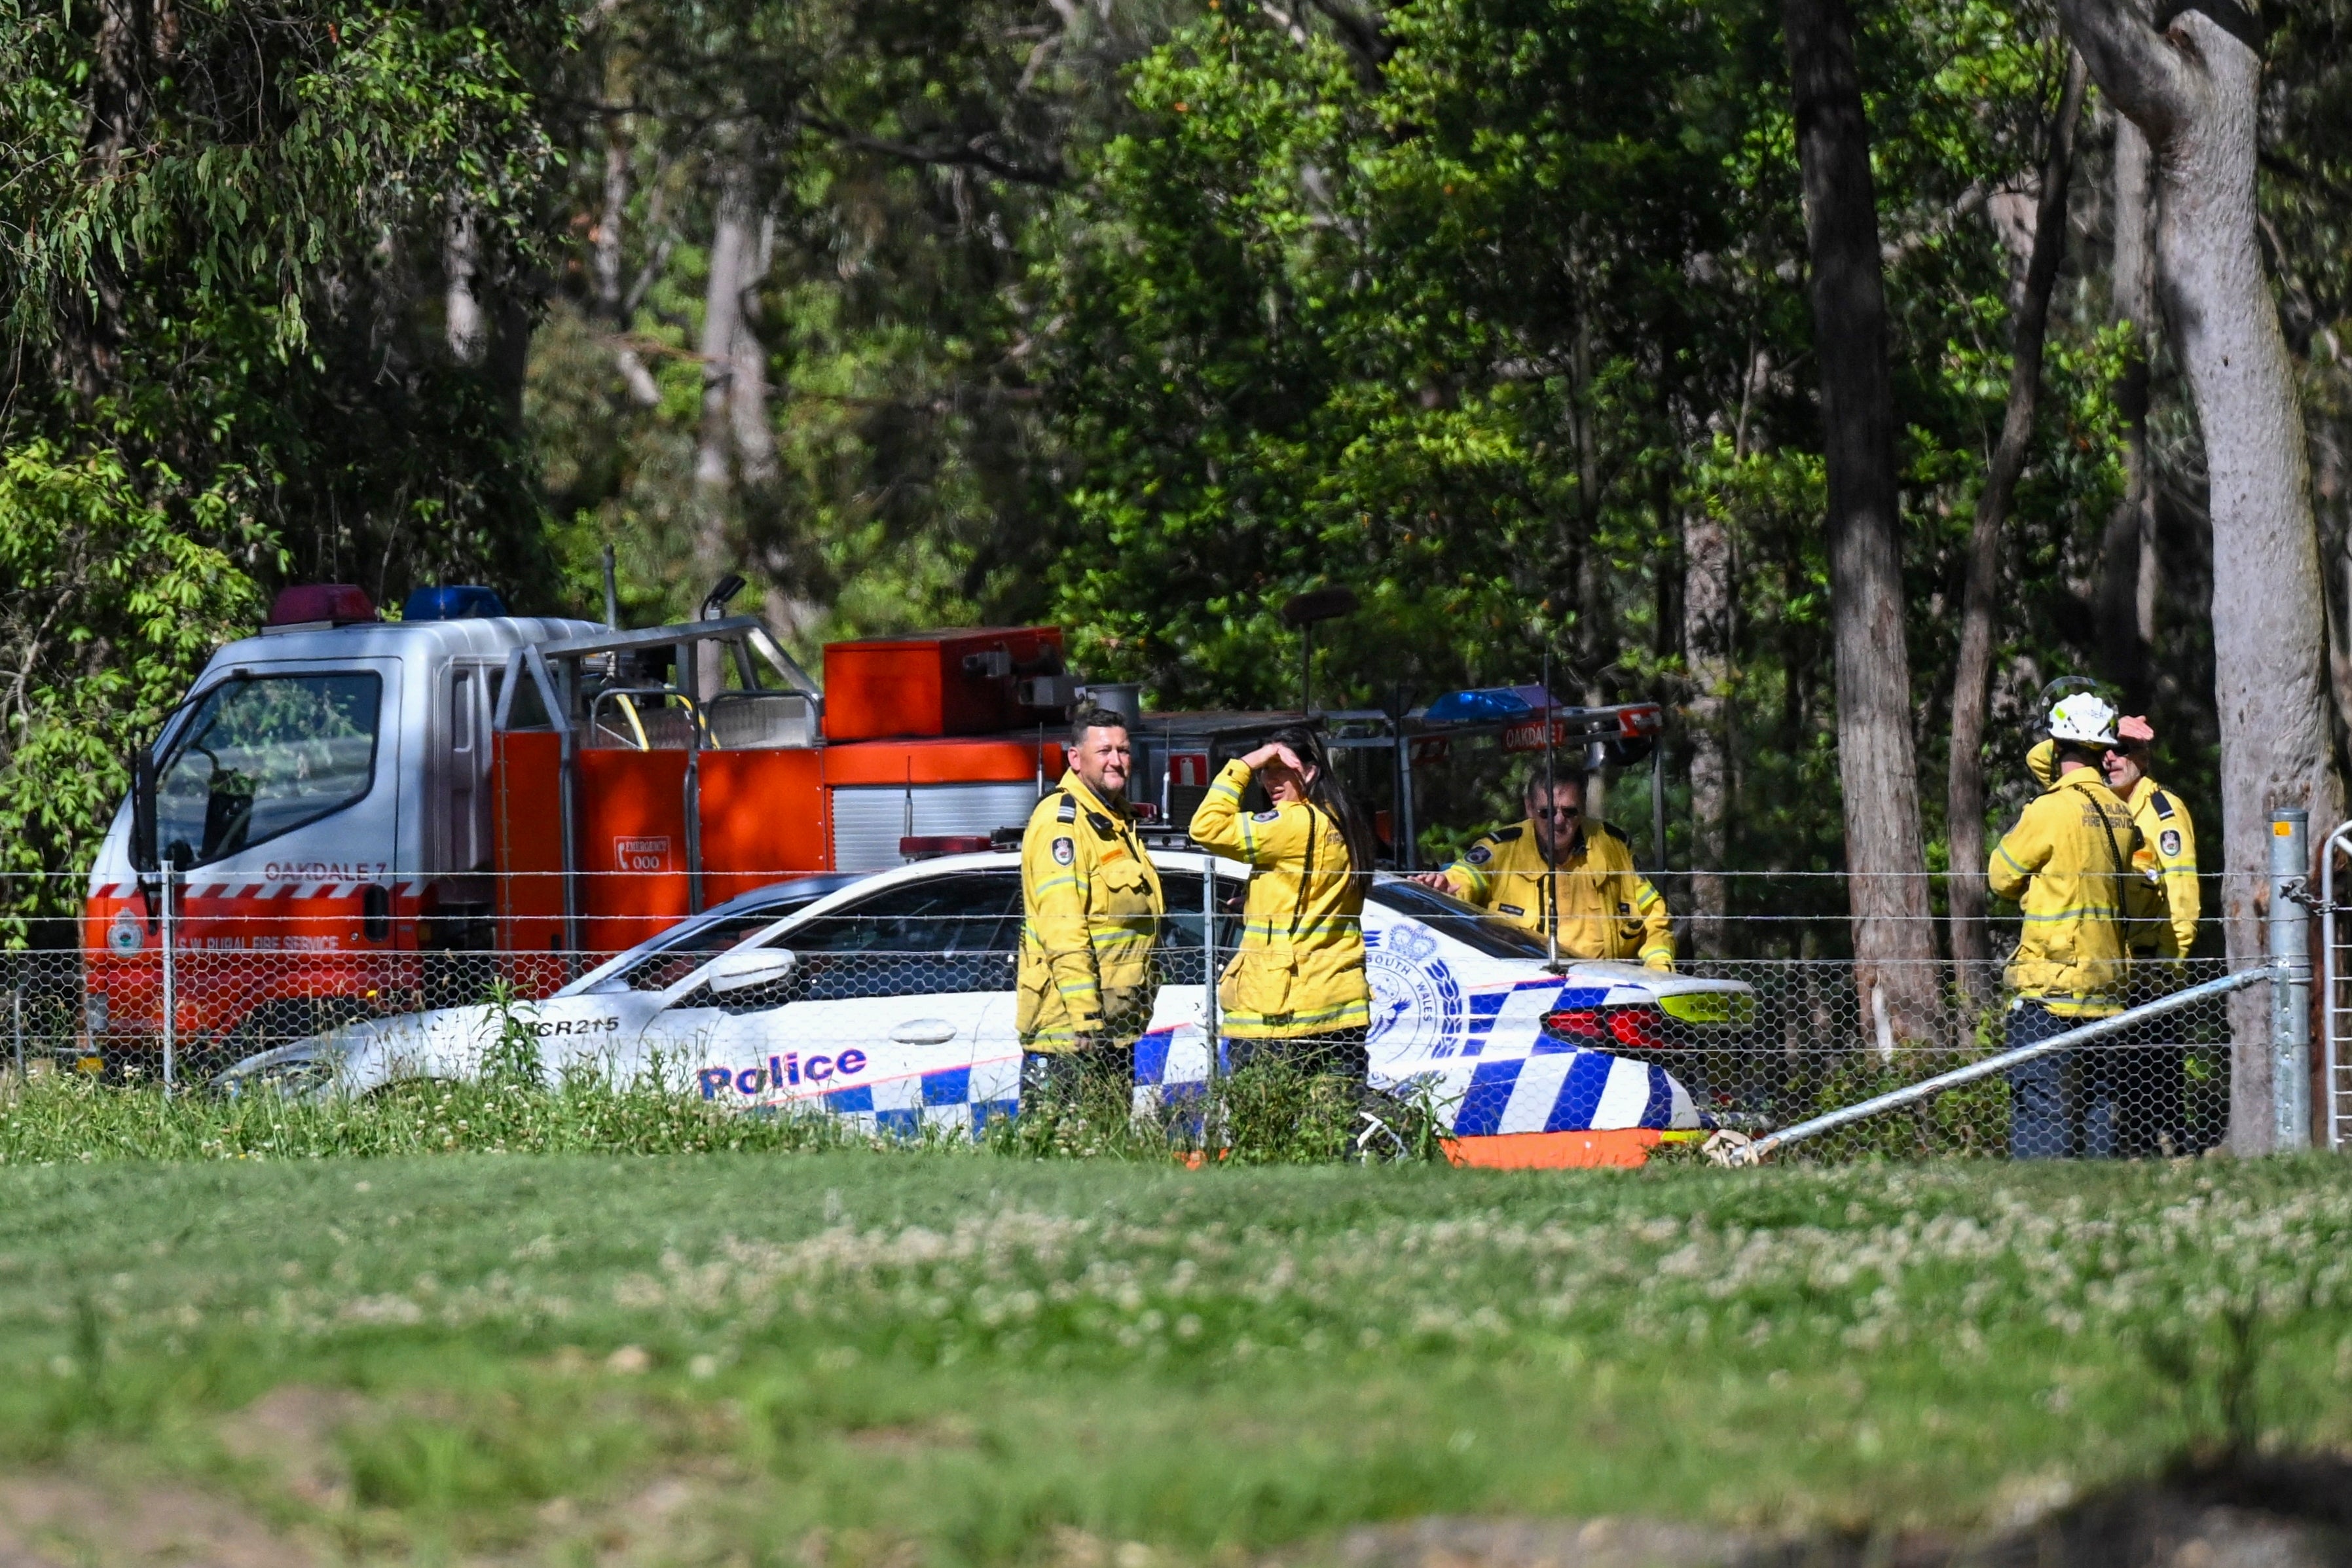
[1989,767,2161,1015]
[1440,818,1674,969]
[2024,740,2200,958]
[1017,771,1164,1050]
[1186,758,1370,1038]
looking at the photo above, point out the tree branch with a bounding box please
[2052,0,2199,143]
[799,113,1063,187]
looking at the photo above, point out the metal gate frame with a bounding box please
[2323,820,2352,1151]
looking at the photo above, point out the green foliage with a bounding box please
[0,0,569,917]
[0,443,270,933]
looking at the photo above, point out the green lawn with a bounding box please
[1,1152,2348,1565]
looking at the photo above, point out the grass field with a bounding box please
[1,1142,2349,1566]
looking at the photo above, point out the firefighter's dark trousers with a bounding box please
[2006,1001,2080,1159]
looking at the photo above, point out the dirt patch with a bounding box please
[1330,1517,1780,1568]
[1319,1456,2352,1568]
[214,1383,372,1512]
[0,1472,319,1568]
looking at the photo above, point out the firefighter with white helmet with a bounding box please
[1989,691,2165,1158]
[2025,710,2201,1153]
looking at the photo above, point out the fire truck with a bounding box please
[81,580,1662,1067]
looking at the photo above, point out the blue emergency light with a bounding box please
[1420,684,1556,724]
[401,585,509,622]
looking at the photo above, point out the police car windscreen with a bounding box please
[1366,881,1553,960]
[155,672,381,864]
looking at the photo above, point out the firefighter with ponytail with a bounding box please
[1186,727,1376,1092]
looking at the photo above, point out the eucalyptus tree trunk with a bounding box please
[597,118,661,408]
[2056,0,2347,1150]
[2096,116,2159,703]
[693,138,780,585]
[1781,0,1943,1038]
[1945,54,2089,988]
[65,0,154,400]
[443,194,487,367]
[1684,500,1734,956]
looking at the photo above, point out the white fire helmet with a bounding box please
[2048,691,2120,746]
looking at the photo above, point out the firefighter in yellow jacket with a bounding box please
[2025,712,2201,1153]
[2025,714,2199,960]
[1414,769,1674,969]
[1187,727,1376,1089]
[1017,704,1165,1100]
[1991,693,2164,1158]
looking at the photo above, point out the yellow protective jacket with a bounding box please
[1989,767,2163,1015]
[1438,818,1674,969]
[1186,758,1370,1038]
[2025,740,2201,958]
[1017,771,1165,1051]
[2122,777,2200,958]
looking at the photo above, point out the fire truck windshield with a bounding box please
[155,672,382,864]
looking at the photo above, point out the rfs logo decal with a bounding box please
[615,836,673,873]
[107,909,144,954]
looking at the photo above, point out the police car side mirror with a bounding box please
[705,948,798,995]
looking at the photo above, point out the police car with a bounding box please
[215,850,1753,1154]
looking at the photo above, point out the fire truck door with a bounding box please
[439,663,497,875]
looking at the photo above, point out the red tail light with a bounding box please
[1541,1004,1673,1049]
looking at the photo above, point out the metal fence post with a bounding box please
[160,864,177,1097]
[1202,858,1220,1152]
[2271,809,2311,1150]
[10,968,21,1080]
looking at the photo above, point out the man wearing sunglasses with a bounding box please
[1412,769,1675,970]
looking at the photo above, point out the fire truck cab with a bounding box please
[82,583,604,1059]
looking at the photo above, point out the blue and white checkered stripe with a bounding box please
[805,1059,1021,1137]
[792,974,1700,1137]
[1441,1049,1694,1135]
[1128,1019,1700,1135]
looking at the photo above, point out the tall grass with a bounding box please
[0,1055,1440,1165]
[0,1071,865,1163]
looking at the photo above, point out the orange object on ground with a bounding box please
[1441,1129,1666,1169]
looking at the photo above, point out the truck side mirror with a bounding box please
[130,750,159,873]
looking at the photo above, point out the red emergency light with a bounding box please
[899,835,994,860]
[265,583,378,628]
[1542,1004,1672,1050]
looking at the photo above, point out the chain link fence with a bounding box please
[1,864,2301,1161]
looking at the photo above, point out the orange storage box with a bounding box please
[822,628,1065,742]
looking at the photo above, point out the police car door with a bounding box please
[662,870,1023,1127]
